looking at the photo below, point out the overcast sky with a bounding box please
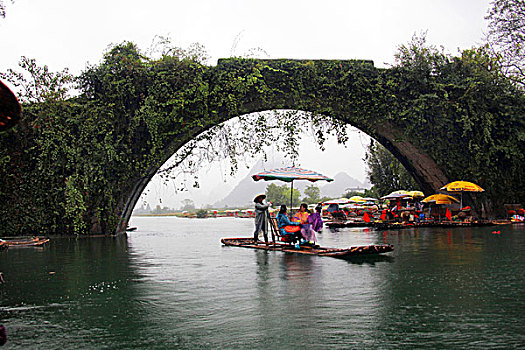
[0,0,492,208]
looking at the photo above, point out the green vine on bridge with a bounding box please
[0,36,523,235]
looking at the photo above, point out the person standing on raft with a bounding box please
[253,194,272,243]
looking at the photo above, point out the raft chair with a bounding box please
[269,216,299,245]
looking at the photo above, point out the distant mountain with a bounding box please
[214,160,368,208]
[213,174,267,208]
[319,172,367,198]
[213,157,286,208]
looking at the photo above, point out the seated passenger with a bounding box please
[294,203,318,246]
[276,205,301,241]
[308,204,324,233]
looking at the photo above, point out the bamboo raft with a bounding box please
[221,237,393,259]
[0,237,50,247]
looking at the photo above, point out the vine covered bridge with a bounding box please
[0,48,523,235]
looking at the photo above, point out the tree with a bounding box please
[0,56,73,103]
[265,183,287,206]
[195,209,208,218]
[302,185,321,204]
[265,183,300,207]
[486,0,525,88]
[180,199,195,211]
[364,140,417,197]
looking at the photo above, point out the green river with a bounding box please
[0,217,524,349]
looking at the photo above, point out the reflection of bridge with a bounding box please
[1,53,523,235]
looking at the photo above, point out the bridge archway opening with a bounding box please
[125,109,420,229]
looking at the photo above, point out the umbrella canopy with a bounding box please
[440,180,484,208]
[407,190,425,198]
[390,190,410,195]
[252,166,333,210]
[381,193,410,200]
[349,195,366,202]
[340,203,363,209]
[422,194,459,205]
[381,190,424,201]
[324,198,351,205]
[440,181,484,192]
[252,167,334,183]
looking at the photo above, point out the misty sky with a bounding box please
[0,0,492,208]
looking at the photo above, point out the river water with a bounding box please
[0,217,524,349]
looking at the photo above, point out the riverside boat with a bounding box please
[0,237,50,247]
[221,237,393,259]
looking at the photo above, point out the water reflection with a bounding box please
[374,225,525,349]
[341,254,394,266]
[0,236,157,348]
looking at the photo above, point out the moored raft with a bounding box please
[221,237,393,259]
[1,237,50,247]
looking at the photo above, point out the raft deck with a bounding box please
[0,237,50,247]
[221,237,393,259]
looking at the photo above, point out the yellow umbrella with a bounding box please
[349,195,366,202]
[407,190,424,198]
[391,190,410,195]
[440,181,484,193]
[440,180,484,208]
[422,194,459,205]
[390,190,423,199]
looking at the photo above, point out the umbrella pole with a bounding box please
[290,180,294,216]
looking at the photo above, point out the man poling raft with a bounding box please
[253,194,272,243]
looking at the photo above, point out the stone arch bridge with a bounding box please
[2,54,523,235]
[115,57,520,233]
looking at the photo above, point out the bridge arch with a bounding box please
[118,108,446,233]
[116,57,450,233]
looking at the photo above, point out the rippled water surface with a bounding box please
[1,217,524,349]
